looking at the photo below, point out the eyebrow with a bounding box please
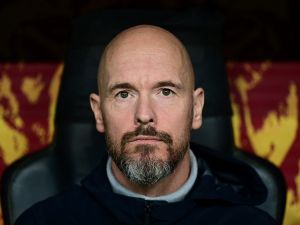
[108,83,137,93]
[153,81,183,90]
[108,80,183,94]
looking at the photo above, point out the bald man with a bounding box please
[15,25,277,225]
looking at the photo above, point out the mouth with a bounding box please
[128,136,162,144]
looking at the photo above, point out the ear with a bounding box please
[90,93,105,133]
[192,88,204,129]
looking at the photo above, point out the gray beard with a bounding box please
[117,144,175,185]
[105,126,189,186]
[119,148,173,185]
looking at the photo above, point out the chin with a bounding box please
[129,144,168,160]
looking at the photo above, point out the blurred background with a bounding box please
[0,0,299,61]
[0,0,300,225]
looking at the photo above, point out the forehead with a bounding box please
[103,43,188,87]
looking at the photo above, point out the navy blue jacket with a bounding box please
[15,145,278,225]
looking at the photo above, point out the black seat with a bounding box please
[1,8,286,225]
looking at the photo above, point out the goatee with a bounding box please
[105,126,189,185]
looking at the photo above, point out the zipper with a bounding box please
[144,202,151,225]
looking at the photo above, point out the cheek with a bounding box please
[155,100,193,134]
[102,103,135,140]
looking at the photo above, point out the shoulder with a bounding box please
[218,205,279,225]
[14,186,83,225]
[192,203,278,225]
[14,185,107,225]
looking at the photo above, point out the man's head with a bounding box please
[90,25,204,186]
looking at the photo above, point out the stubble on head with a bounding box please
[97,25,196,98]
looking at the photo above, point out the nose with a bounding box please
[134,95,155,126]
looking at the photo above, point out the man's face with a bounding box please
[90,29,204,185]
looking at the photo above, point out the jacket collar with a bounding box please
[81,143,267,224]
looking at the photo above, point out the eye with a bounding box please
[161,88,174,96]
[116,90,129,99]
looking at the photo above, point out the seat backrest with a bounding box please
[1,8,286,225]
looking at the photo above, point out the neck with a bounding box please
[111,151,191,197]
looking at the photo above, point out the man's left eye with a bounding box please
[161,88,174,96]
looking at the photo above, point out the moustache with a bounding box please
[121,126,173,147]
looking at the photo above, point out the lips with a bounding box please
[128,136,161,143]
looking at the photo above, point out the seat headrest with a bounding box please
[55,8,232,124]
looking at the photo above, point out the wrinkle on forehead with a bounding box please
[98,25,194,96]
